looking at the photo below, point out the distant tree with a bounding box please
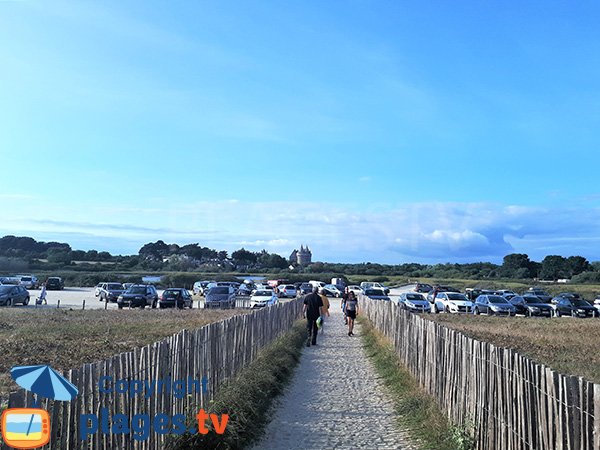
[97,251,112,261]
[566,256,591,277]
[139,240,170,260]
[501,253,533,278]
[540,255,568,281]
[231,248,257,267]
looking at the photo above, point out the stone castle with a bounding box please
[289,245,312,265]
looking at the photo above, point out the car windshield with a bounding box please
[210,287,229,295]
[447,293,467,301]
[572,299,590,307]
[489,296,509,304]
[163,290,181,297]
[21,277,32,281]
[128,287,146,294]
[254,290,271,297]
[406,294,424,301]
[107,283,123,290]
[510,296,524,304]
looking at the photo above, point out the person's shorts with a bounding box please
[346,310,356,319]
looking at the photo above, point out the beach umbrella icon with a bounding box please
[10,365,78,401]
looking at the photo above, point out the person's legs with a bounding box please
[306,319,314,346]
[348,316,354,335]
[311,320,318,345]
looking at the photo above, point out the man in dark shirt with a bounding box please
[303,286,323,347]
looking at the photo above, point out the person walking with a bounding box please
[342,287,349,325]
[318,288,330,334]
[345,291,359,336]
[38,282,47,305]
[303,286,323,347]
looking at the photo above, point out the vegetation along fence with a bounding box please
[4,298,303,450]
[361,298,600,450]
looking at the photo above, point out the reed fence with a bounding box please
[361,298,600,450]
[3,298,303,450]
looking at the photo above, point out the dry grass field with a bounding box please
[428,314,600,384]
[0,308,246,401]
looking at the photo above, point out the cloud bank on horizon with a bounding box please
[2,199,600,264]
[1,1,600,264]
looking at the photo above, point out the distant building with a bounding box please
[289,245,312,265]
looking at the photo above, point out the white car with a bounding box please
[433,292,474,314]
[250,290,278,308]
[347,285,363,296]
[95,282,110,297]
[594,298,600,315]
[360,282,390,294]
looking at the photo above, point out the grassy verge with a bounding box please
[359,317,474,450]
[428,314,600,384]
[0,308,245,400]
[167,320,306,450]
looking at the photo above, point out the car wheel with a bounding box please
[24,297,29,306]
[555,309,561,318]
[474,307,480,315]
[118,304,123,309]
[6,298,13,307]
[444,305,450,313]
[152,299,157,309]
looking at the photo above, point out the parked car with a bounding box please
[346,285,363,296]
[520,295,554,317]
[46,277,64,290]
[98,283,126,303]
[427,285,460,302]
[95,282,110,297]
[593,297,600,315]
[18,275,39,289]
[414,282,433,293]
[159,288,193,309]
[249,289,278,308]
[553,297,597,318]
[362,288,390,301]
[360,282,390,295]
[236,285,253,296]
[507,295,529,315]
[298,283,313,295]
[193,281,210,295]
[204,286,236,309]
[433,292,473,314]
[473,295,516,316]
[321,284,341,297]
[0,285,30,306]
[278,284,298,298]
[398,293,431,313]
[0,277,20,285]
[496,289,517,299]
[524,288,552,303]
[117,285,158,309]
[464,288,482,302]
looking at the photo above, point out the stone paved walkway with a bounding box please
[252,299,415,450]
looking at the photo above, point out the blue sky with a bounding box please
[1,0,600,264]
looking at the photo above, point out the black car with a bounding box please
[553,297,597,318]
[117,285,158,309]
[414,282,433,293]
[524,288,551,303]
[507,296,528,315]
[159,288,193,309]
[521,295,554,317]
[46,277,64,290]
[0,285,30,306]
